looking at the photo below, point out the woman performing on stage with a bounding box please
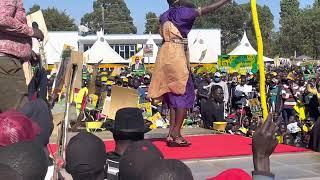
[148,0,231,147]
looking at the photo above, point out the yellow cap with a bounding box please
[239,127,248,134]
[123,78,129,83]
[106,81,113,85]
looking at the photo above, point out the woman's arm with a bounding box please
[197,0,231,16]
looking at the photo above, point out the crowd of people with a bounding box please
[77,62,320,152]
[0,105,278,180]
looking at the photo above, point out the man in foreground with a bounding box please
[0,0,44,112]
[106,108,148,180]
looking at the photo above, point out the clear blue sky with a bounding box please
[24,0,314,34]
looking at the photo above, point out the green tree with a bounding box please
[81,0,137,34]
[193,1,248,54]
[299,5,320,59]
[27,4,40,15]
[242,4,275,57]
[43,8,78,31]
[279,0,302,57]
[144,12,159,34]
[27,5,78,31]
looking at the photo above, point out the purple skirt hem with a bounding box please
[164,76,195,109]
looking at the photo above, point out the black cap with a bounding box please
[66,132,106,175]
[119,140,164,180]
[20,99,53,147]
[112,108,147,133]
[141,159,194,180]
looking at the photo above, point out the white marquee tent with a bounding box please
[44,32,79,64]
[84,30,127,64]
[228,32,274,62]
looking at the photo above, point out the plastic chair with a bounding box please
[212,122,227,134]
[86,121,105,132]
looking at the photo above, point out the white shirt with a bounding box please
[235,84,253,96]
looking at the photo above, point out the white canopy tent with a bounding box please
[126,33,159,64]
[228,32,274,62]
[84,30,127,64]
[44,32,79,64]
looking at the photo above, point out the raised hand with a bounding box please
[252,115,278,173]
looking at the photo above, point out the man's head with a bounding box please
[213,72,222,83]
[122,78,129,87]
[210,85,224,103]
[288,115,297,124]
[132,78,141,89]
[119,140,164,180]
[142,159,194,180]
[66,132,106,180]
[135,57,140,64]
[240,75,246,86]
[0,141,48,180]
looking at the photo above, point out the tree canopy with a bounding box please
[81,0,137,34]
[144,12,159,34]
[27,4,78,31]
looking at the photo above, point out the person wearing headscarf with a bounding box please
[148,0,231,147]
[0,110,40,147]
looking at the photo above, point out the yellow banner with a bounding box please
[218,55,258,74]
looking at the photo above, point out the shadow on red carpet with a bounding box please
[48,134,309,160]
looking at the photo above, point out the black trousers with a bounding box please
[28,67,48,101]
[0,56,28,112]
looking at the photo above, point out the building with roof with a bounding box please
[44,29,221,64]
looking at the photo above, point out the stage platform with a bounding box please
[185,152,320,180]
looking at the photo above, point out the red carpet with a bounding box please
[48,134,309,160]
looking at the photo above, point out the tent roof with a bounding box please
[229,32,257,55]
[44,32,79,64]
[228,32,274,62]
[84,30,127,64]
[295,55,313,61]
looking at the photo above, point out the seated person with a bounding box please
[107,108,148,180]
[66,132,107,180]
[201,85,225,129]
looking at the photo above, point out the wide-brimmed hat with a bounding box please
[110,108,149,133]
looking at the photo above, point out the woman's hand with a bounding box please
[198,0,232,16]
